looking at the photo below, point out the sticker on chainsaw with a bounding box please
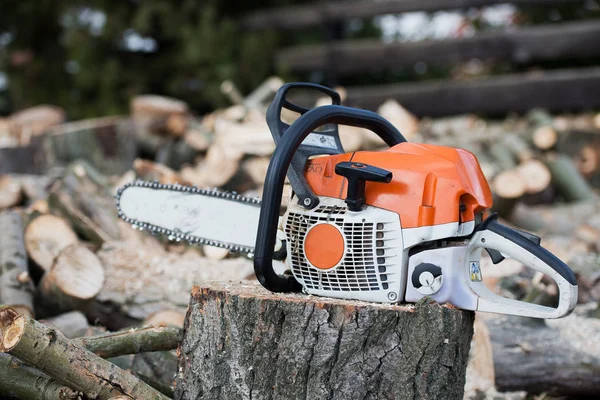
[469,262,482,282]
[302,133,338,150]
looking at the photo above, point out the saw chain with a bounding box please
[115,180,262,255]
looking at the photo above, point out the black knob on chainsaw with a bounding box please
[335,161,392,211]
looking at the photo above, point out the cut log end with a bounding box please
[24,214,79,271]
[532,125,558,150]
[144,309,186,328]
[0,175,22,209]
[492,169,527,199]
[1,315,24,352]
[0,309,24,352]
[41,244,105,302]
[517,159,552,194]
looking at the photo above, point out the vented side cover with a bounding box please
[283,197,405,303]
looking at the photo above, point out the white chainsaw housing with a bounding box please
[283,197,406,303]
[405,246,481,310]
[282,196,480,303]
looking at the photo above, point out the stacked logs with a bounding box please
[0,159,254,399]
[1,77,600,399]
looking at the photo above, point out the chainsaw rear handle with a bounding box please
[467,216,578,318]
[255,104,407,292]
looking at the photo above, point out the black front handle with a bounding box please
[266,82,345,208]
[255,104,407,293]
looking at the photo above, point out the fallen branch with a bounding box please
[0,353,81,400]
[0,307,169,400]
[74,325,181,359]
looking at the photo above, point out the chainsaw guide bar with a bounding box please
[115,180,262,255]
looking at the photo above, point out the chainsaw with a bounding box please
[117,82,577,319]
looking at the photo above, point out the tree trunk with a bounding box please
[176,281,475,400]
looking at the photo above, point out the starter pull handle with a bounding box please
[467,216,578,319]
[335,162,392,211]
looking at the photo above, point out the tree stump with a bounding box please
[176,281,475,400]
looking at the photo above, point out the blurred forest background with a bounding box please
[2,2,600,399]
[1,0,599,119]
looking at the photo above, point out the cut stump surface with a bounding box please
[176,281,475,400]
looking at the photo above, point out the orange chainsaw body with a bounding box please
[304,142,493,229]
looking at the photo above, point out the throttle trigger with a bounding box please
[486,249,505,264]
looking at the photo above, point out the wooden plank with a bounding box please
[277,20,600,75]
[345,67,600,117]
[241,0,581,31]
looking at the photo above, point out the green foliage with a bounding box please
[0,0,284,118]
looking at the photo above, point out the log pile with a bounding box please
[0,77,599,399]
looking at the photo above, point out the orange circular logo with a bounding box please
[304,223,345,270]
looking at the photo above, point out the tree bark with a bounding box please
[0,211,35,317]
[510,200,600,233]
[176,281,475,400]
[0,353,81,400]
[42,117,137,176]
[0,307,169,400]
